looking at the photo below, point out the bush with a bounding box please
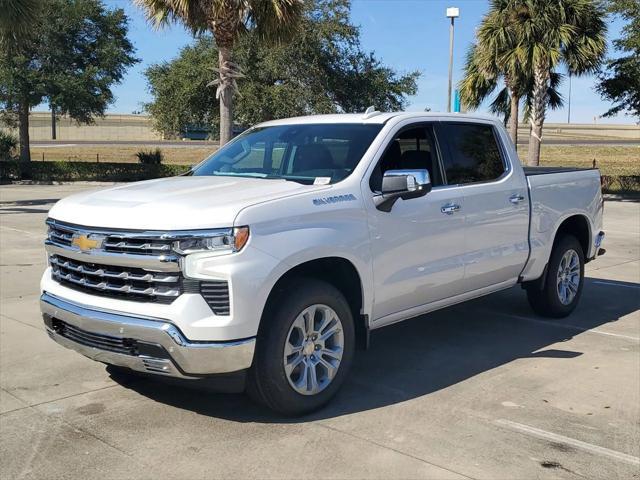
[0,130,18,160]
[600,175,615,192]
[617,175,640,193]
[135,148,163,164]
[0,161,189,183]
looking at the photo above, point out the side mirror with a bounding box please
[375,169,432,212]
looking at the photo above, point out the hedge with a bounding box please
[0,161,190,182]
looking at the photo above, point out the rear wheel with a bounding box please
[247,278,355,415]
[526,234,585,318]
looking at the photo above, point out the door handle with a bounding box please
[441,203,461,215]
[509,194,525,204]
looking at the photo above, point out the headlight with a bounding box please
[172,226,250,254]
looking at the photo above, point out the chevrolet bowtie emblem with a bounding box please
[71,234,104,252]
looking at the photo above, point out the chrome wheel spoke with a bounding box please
[321,346,343,362]
[284,342,303,357]
[307,362,320,393]
[319,321,341,342]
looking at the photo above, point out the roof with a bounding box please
[258,111,501,127]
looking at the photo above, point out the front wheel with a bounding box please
[247,278,355,415]
[526,234,585,318]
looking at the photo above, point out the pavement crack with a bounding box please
[315,422,475,479]
[0,314,45,332]
[0,385,119,416]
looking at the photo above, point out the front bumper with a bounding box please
[40,292,255,379]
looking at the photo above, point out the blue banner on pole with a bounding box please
[453,90,461,113]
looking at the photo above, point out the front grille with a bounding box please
[50,254,181,304]
[200,281,231,315]
[48,221,174,256]
[46,219,231,313]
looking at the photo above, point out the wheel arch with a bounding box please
[552,213,592,260]
[259,256,369,348]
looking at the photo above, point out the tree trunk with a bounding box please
[527,66,549,167]
[508,92,519,150]
[51,104,57,140]
[218,46,234,146]
[18,102,31,163]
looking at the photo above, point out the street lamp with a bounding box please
[446,7,459,113]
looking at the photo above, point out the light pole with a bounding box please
[446,7,459,113]
[567,73,572,124]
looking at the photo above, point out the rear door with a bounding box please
[435,121,529,291]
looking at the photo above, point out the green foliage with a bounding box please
[0,161,189,182]
[0,130,18,160]
[144,0,420,138]
[597,0,640,118]
[136,148,164,165]
[0,0,138,159]
[0,0,42,50]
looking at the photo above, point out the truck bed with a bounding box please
[523,166,597,176]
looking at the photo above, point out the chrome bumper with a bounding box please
[40,292,255,379]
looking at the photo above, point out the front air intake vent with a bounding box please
[200,281,230,316]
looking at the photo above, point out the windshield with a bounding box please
[191,123,383,184]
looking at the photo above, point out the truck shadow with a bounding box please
[109,276,639,422]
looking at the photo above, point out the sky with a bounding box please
[99,0,632,125]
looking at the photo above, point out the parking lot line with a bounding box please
[592,280,640,289]
[479,309,640,342]
[495,419,640,467]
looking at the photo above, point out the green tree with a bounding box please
[499,0,607,166]
[0,0,137,162]
[144,1,419,138]
[135,0,304,146]
[597,0,640,119]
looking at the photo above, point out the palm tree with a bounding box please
[0,0,42,163]
[0,0,41,49]
[459,42,525,146]
[459,3,529,147]
[135,0,303,145]
[501,0,606,166]
[460,42,565,150]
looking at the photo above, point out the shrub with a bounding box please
[600,175,614,192]
[135,148,163,165]
[0,130,18,160]
[617,175,640,192]
[0,161,189,183]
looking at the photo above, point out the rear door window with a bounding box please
[437,123,505,185]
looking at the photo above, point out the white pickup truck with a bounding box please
[41,112,605,415]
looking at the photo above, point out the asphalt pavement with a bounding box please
[0,184,638,479]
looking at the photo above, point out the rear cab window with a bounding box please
[436,123,506,185]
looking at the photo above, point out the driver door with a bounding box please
[363,123,467,325]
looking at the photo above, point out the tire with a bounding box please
[247,278,355,416]
[526,234,585,318]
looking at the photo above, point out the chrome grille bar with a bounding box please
[51,254,181,302]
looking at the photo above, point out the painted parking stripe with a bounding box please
[495,419,640,467]
[479,309,640,342]
[592,280,640,289]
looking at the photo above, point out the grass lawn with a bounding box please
[29,143,639,176]
[524,145,640,176]
[30,145,217,165]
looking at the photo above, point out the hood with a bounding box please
[48,175,329,230]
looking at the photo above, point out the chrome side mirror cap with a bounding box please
[375,169,432,212]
